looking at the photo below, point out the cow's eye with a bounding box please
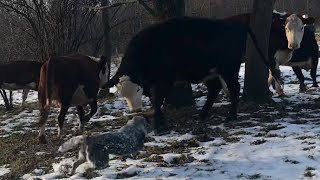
[101,67,106,74]
[301,27,304,31]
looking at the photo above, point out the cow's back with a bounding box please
[40,54,102,106]
[51,54,100,86]
[124,16,248,83]
[0,61,42,89]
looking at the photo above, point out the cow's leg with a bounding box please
[21,88,29,107]
[76,106,86,130]
[310,66,318,87]
[57,86,76,137]
[218,76,230,100]
[82,85,99,123]
[199,78,222,119]
[88,99,98,119]
[38,87,50,144]
[292,67,306,92]
[38,105,49,144]
[78,98,98,131]
[57,103,70,137]
[273,62,284,96]
[222,72,240,122]
[150,83,169,134]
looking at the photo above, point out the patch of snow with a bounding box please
[0,164,10,176]
[90,115,117,122]
[35,152,47,156]
[162,153,181,164]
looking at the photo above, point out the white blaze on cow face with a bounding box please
[116,75,143,112]
[88,55,110,88]
[285,14,304,50]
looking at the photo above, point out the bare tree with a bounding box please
[0,0,100,60]
[242,0,276,102]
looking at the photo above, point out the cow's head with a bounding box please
[274,13,315,50]
[116,75,143,112]
[98,55,110,88]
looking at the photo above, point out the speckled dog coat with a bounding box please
[58,116,149,172]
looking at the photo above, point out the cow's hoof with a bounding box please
[276,91,285,97]
[152,119,169,135]
[84,115,91,123]
[267,90,273,97]
[198,111,209,120]
[154,127,169,135]
[299,86,307,92]
[225,114,237,122]
[39,135,47,144]
[312,84,319,88]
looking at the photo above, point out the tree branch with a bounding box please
[137,0,156,17]
[81,1,137,11]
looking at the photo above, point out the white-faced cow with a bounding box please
[38,54,109,143]
[224,11,316,95]
[103,16,281,134]
[0,61,42,107]
[116,75,143,112]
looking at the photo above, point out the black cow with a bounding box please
[103,16,280,134]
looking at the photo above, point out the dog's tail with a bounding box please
[58,135,86,153]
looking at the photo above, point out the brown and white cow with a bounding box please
[37,54,109,143]
[0,61,42,107]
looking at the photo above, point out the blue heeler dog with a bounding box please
[58,116,149,173]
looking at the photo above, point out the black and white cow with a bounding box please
[0,61,43,106]
[103,16,281,134]
[224,11,317,95]
[276,27,318,92]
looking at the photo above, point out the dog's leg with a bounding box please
[72,147,86,174]
[87,145,110,170]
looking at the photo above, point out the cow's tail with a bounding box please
[247,27,281,81]
[102,54,128,89]
[45,57,55,106]
[58,135,86,153]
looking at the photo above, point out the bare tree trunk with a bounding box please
[101,0,112,94]
[242,0,276,102]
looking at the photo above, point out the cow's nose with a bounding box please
[288,43,299,50]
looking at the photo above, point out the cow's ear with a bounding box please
[298,15,315,25]
[99,55,107,64]
[100,55,106,61]
[302,17,315,25]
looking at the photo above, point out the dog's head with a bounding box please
[128,115,151,134]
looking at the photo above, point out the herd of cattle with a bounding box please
[0,11,318,142]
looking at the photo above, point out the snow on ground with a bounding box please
[2,59,320,179]
[0,165,10,176]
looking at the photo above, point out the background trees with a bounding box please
[0,0,319,107]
